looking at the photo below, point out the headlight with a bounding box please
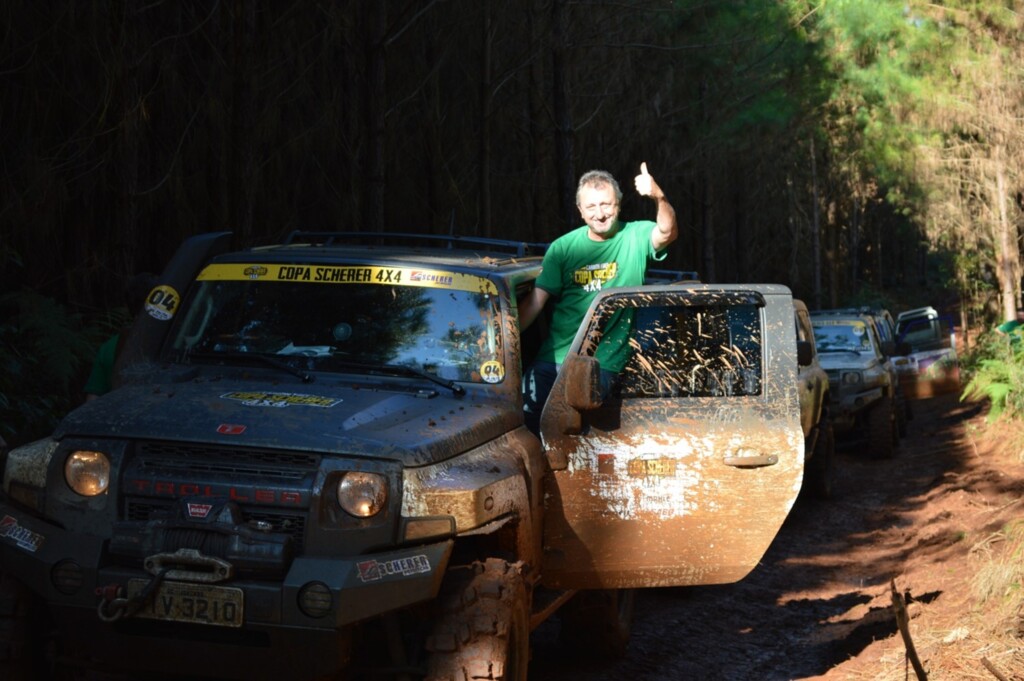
[64,450,111,496]
[337,472,387,518]
[841,371,862,385]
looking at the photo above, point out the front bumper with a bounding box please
[830,386,884,430]
[0,501,452,677]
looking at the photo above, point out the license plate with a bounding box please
[127,579,244,628]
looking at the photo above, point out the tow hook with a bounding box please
[144,548,234,582]
[95,567,170,623]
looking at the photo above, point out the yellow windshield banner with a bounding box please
[197,263,497,294]
[813,319,866,329]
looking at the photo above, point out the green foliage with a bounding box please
[960,330,1024,423]
[842,282,897,312]
[0,289,108,446]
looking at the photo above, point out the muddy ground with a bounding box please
[528,392,1024,681]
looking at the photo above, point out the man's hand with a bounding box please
[635,161,678,251]
[634,162,665,201]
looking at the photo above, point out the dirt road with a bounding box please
[528,392,1023,680]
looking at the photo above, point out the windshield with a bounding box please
[166,263,506,384]
[812,320,874,352]
[897,316,953,352]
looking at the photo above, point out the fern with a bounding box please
[0,289,108,444]
[961,332,1024,423]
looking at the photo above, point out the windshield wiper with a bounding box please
[186,351,314,383]
[326,359,465,396]
[378,364,466,396]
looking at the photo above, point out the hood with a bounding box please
[57,370,517,466]
[817,351,881,372]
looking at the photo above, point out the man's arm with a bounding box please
[518,286,550,331]
[634,162,678,251]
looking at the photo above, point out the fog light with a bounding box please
[298,581,333,618]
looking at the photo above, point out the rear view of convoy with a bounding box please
[799,303,960,464]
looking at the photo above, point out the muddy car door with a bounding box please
[540,284,803,590]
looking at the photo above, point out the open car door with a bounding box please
[540,284,803,589]
[893,314,961,399]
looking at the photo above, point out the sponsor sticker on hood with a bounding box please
[221,391,343,408]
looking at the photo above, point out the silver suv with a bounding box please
[810,309,903,458]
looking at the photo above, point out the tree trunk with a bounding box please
[810,136,822,309]
[229,0,257,244]
[365,0,386,233]
[528,0,550,239]
[699,77,715,282]
[993,146,1020,320]
[478,0,492,237]
[551,0,575,231]
[113,0,140,277]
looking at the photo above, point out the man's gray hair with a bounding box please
[576,170,622,205]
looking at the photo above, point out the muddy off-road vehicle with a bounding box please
[809,309,906,458]
[794,300,833,499]
[0,232,804,681]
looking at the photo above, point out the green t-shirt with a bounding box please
[997,319,1024,345]
[84,333,120,396]
[534,220,665,371]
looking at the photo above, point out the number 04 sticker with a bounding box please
[479,360,505,384]
[145,284,180,321]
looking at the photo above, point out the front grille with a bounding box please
[137,441,319,477]
[123,499,308,553]
[120,442,320,557]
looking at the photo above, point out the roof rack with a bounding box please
[281,231,548,258]
[646,269,700,283]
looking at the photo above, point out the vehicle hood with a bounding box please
[817,351,881,372]
[56,370,516,466]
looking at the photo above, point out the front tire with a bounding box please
[804,418,835,499]
[560,588,636,659]
[0,573,39,681]
[868,396,897,459]
[425,559,530,681]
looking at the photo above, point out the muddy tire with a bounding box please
[0,573,38,681]
[867,396,897,459]
[560,588,635,659]
[804,419,835,499]
[425,559,529,681]
[896,394,909,437]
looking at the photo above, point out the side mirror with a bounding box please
[881,340,896,357]
[797,340,813,367]
[562,354,603,411]
[896,341,912,356]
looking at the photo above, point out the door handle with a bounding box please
[723,453,778,468]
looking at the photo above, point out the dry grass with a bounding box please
[864,422,1024,681]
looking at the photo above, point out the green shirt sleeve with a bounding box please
[84,333,120,396]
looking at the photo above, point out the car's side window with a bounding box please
[615,302,763,398]
[516,281,548,372]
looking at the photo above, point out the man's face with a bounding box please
[577,183,621,240]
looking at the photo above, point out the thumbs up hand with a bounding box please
[634,162,664,200]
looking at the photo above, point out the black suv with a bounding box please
[0,232,805,680]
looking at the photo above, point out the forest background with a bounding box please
[1,0,1023,446]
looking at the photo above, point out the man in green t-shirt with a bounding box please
[84,272,158,402]
[996,308,1024,347]
[519,163,678,433]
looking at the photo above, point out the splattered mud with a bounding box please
[529,392,1024,680]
